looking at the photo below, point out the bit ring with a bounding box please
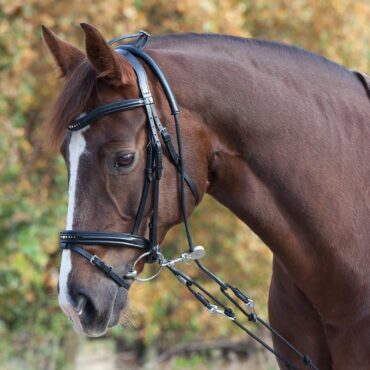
[125,251,164,282]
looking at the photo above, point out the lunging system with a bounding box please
[59,31,319,370]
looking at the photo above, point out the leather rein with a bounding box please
[59,32,319,370]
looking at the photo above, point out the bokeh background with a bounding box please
[0,1,369,369]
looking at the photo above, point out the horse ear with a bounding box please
[42,25,85,77]
[80,23,135,87]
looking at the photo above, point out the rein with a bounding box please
[59,31,319,370]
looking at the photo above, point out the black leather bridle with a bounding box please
[59,31,319,370]
[60,31,199,289]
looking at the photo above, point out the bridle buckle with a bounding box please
[89,255,99,265]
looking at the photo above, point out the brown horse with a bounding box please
[43,23,370,369]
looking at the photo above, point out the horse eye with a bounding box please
[114,152,135,168]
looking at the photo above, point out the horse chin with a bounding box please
[83,325,109,338]
[79,309,120,337]
[78,314,110,337]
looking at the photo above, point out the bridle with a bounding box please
[59,31,319,370]
[60,31,199,289]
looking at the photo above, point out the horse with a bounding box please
[42,23,370,369]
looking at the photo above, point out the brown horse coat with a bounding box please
[43,25,370,369]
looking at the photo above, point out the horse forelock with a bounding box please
[46,59,98,151]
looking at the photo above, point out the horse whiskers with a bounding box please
[119,310,136,329]
[119,317,135,330]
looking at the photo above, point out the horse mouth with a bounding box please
[75,287,128,337]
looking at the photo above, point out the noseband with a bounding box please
[59,32,319,370]
[60,31,199,289]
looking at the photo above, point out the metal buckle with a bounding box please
[144,96,154,104]
[246,298,256,314]
[138,30,150,37]
[89,255,99,265]
[208,305,235,321]
[246,299,257,321]
[160,246,205,267]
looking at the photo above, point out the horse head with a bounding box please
[43,23,209,337]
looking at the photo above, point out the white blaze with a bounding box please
[58,127,89,318]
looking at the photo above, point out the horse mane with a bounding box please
[151,33,354,77]
[46,59,98,150]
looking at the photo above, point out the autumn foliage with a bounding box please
[0,1,369,369]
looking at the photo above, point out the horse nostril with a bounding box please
[76,295,87,316]
[75,292,97,324]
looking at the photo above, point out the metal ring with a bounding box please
[128,251,164,282]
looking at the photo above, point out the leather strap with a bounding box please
[66,244,131,290]
[131,143,153,234]
[160,127,200,204]
[118,48,199,204]
[116,45,180,115]
[121,50,163,257]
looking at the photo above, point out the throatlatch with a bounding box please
[59,31,319,370]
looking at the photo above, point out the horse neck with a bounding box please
[147,37,369,285]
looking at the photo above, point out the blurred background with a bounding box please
[0,1,369,369]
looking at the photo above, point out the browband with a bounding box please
[68,98,150,131]
[60,230,149,250]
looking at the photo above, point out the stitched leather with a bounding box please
[68,99,148,131]
[60,230,148,249]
